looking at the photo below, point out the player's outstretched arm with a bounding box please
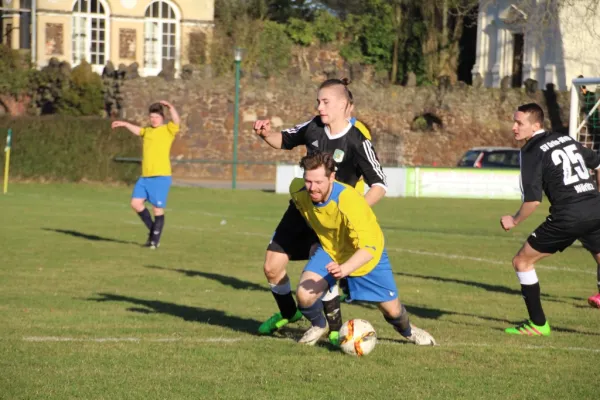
[253,119,283,149]
[160,101,180,125]
[111,121,142,136]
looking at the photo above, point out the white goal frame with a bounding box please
[569,77,600,147]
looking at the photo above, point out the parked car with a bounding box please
[457,147,520,169]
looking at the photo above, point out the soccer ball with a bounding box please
[339,319,377,357]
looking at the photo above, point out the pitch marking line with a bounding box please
[386,248,595,275]
[125,221,594,276]
[20,336,600,353]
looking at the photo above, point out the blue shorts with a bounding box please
[132,176,172,208]
[303,246,399,302]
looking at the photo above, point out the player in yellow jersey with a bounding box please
[111,101,180,249]
[291,152,437,346]
[253,79,388,345]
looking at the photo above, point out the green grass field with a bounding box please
[1,183,598,399]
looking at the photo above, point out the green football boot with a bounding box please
[258,310,303,335]
[328,331,340,347]
[505,320,551,336]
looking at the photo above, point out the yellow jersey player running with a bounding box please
[291,152,437,346]
[111,101,180,249]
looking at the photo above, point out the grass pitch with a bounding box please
[1,183,598,399]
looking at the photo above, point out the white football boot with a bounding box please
[298,325,328,346]
[404,325,438,346]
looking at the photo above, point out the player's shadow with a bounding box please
[396,272,573,304]
[88,292,262,334]
[145,265,270,292]
[348,302,600,336]
[42,228,138,245]
[347,301,513,324]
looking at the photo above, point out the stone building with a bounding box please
[472,0,600,90]
[0,0,214,75]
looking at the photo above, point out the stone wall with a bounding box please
[119,76,571,182]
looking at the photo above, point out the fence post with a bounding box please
[4,129,13,194]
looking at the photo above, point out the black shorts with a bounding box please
[527,216,600,254]
[267,200,319,261]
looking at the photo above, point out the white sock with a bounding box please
[516,270,539,285]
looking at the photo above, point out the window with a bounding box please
[144,0,179,74]
[458,150,482,167]
[512,33,524,88]
[72,0,108,67]
[483,151,520,168]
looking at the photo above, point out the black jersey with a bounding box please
[520,131,600,218]
[280,117,387,189]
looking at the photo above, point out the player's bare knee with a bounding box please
[263,252,288,281]
[512,255,532,272]
[130,199,144,212]
[263,261,286,282]
[378,299,402,319]
[297,281,323,308]
[295,287,312,308]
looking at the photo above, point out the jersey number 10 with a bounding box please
[551,144,590,185]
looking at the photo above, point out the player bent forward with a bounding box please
[290,152,437,346]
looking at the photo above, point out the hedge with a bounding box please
[0,116,141,183]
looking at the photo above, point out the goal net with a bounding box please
[570,77,600,150]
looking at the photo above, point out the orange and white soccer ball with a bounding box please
[339,319,377,357]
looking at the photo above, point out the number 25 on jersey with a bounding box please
[551,144,590,185]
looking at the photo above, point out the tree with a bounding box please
[267,0,316,21]
[0,46,35,116]
[417,0,477,84]
[0,46,33,97]
[390,0,403,84]
[319,0,471,84]
[316,0,369,17]
[339,0,395,72]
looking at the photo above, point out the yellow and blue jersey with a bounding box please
[289,178,384,277]
[139,121,179,177]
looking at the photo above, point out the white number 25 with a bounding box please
[551,144,590,185]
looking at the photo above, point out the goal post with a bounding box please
[569,77,600,148]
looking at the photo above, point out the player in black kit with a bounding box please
[500,103,600,336]
[253,78,387,345]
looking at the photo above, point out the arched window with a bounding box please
[144,0,180,75]
[72,0,109,68]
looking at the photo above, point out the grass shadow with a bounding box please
[396,272,576,305]
[43,228,138,245]
[88,292,262,335]
[343,300,513,324]
[145,265,269,292]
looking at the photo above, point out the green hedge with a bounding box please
[0,117,141,183]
